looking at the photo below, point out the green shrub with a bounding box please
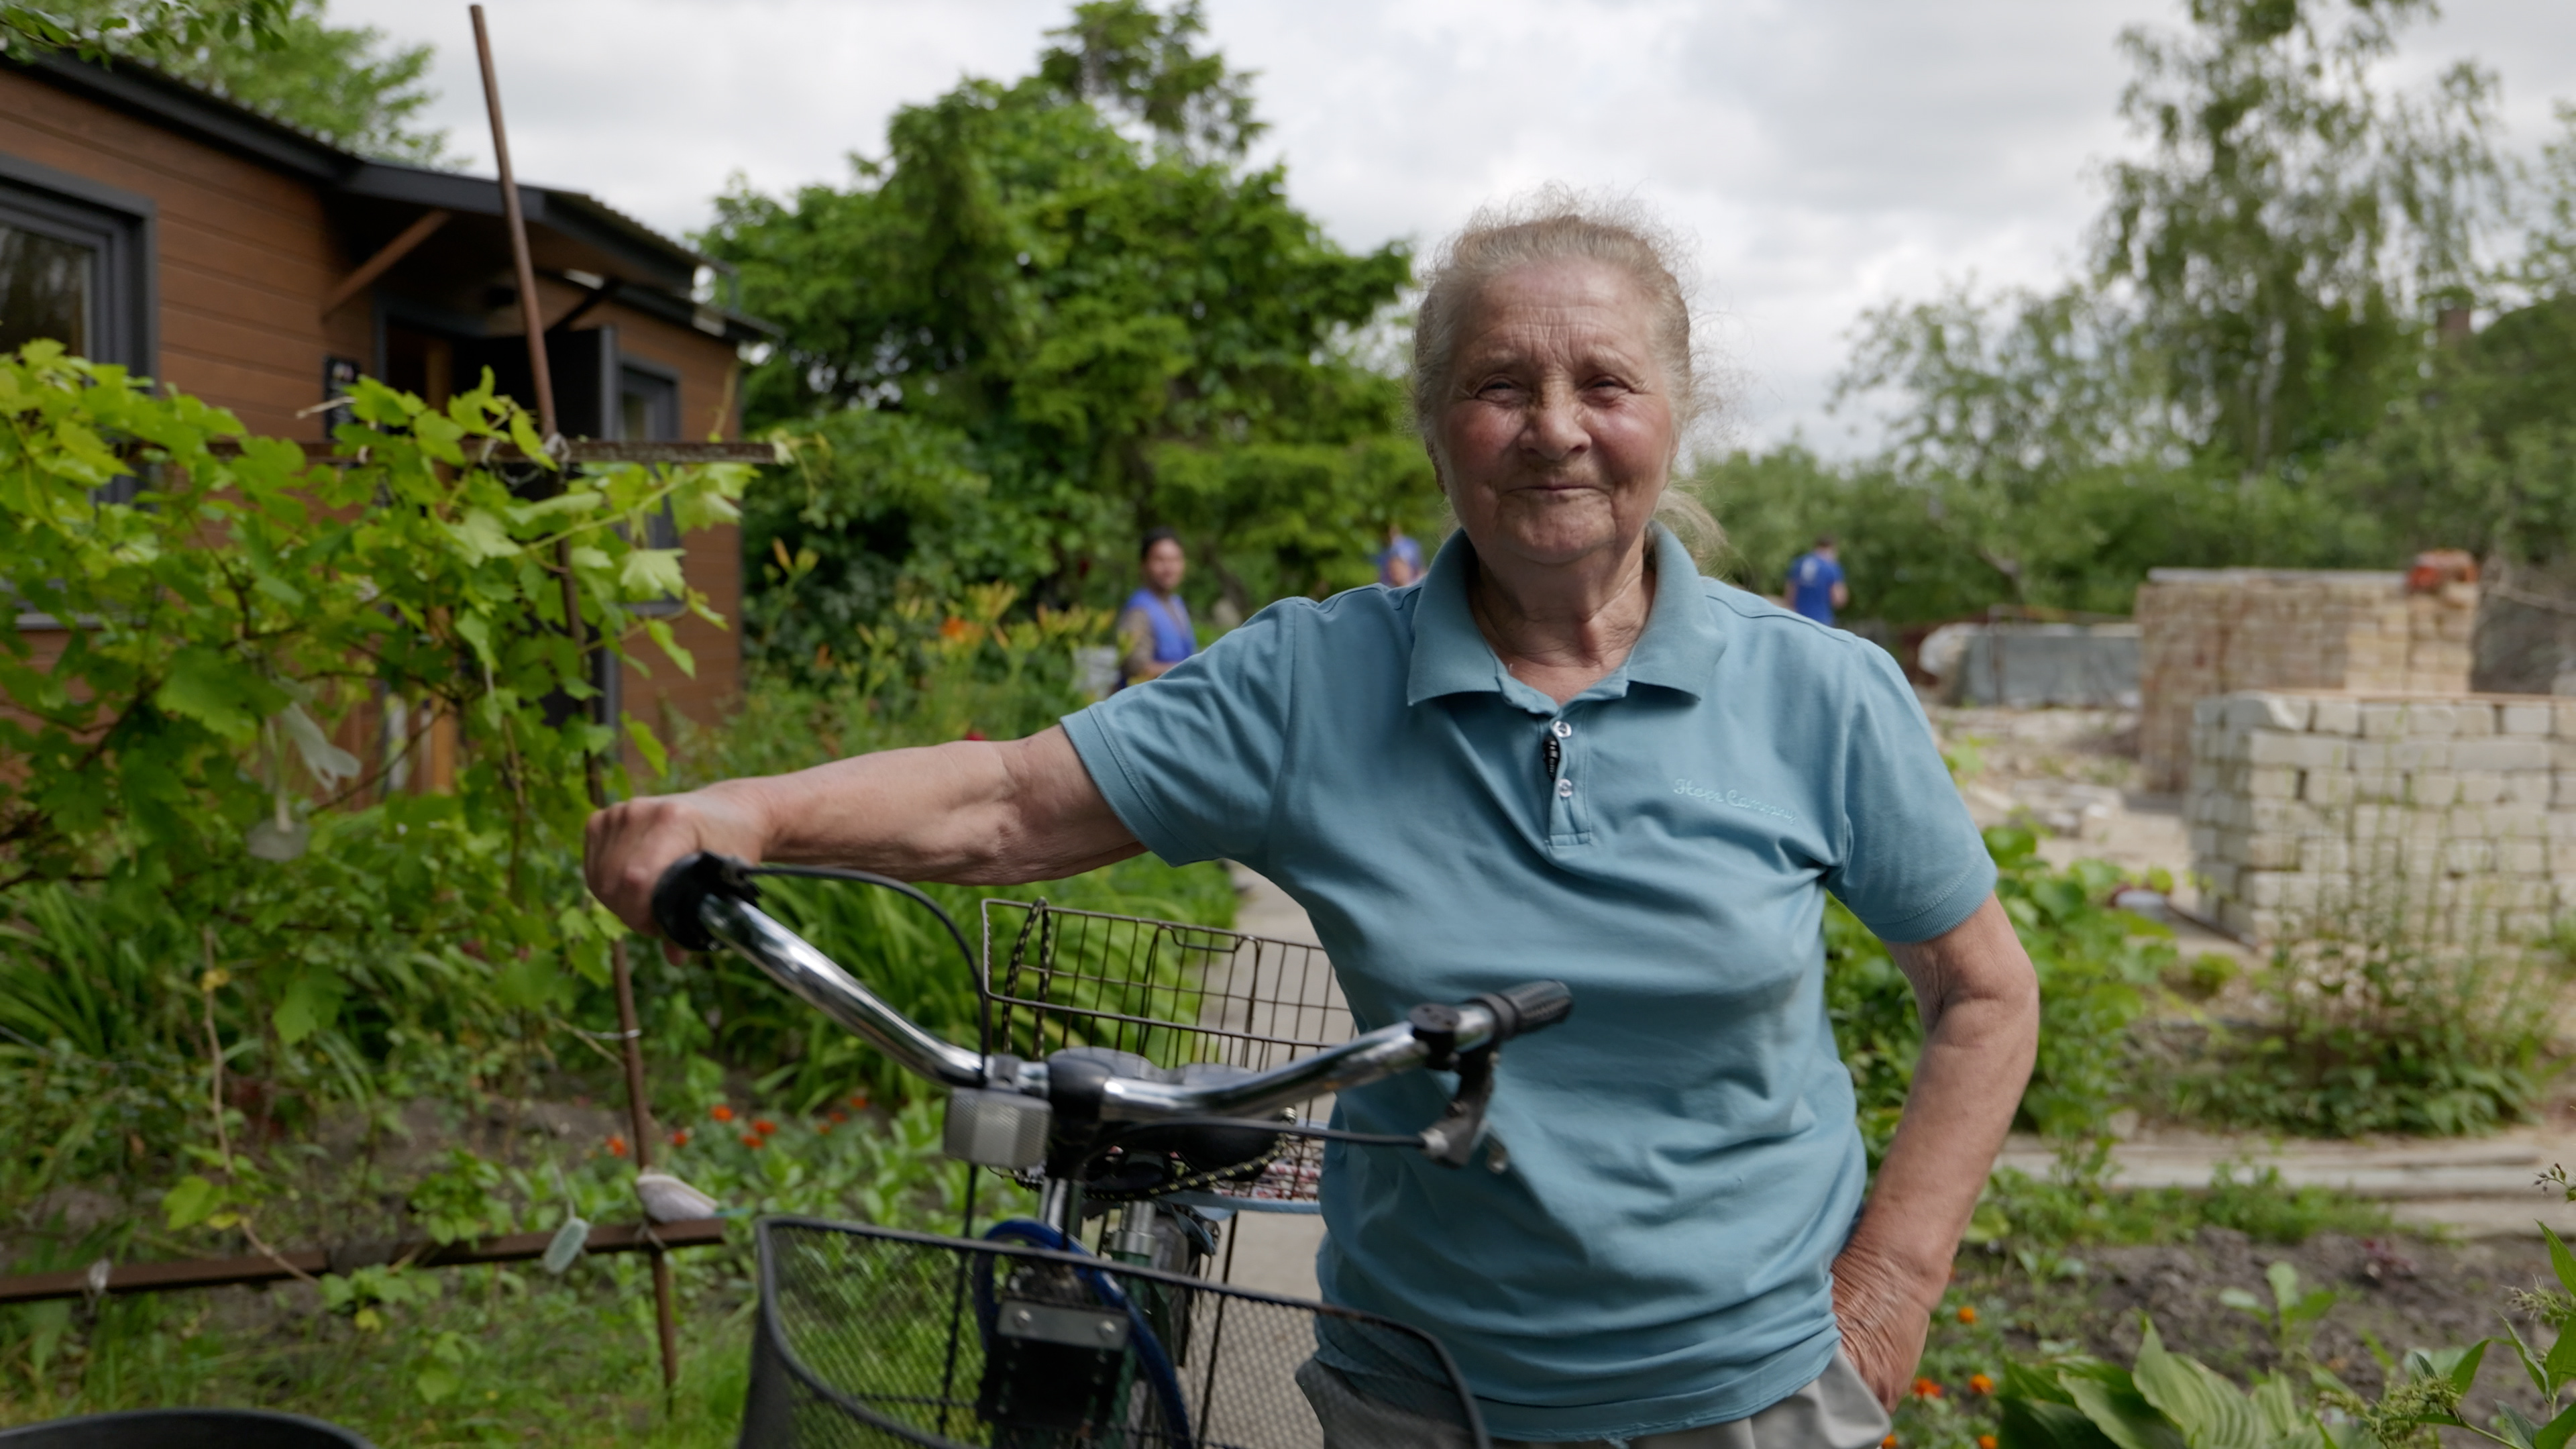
[2168,890,2571,1138]
[1829,827,2168,1158]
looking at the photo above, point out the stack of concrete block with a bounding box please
[2139,570,2479,791]
[2186,690,2571,943]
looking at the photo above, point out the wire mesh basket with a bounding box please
[743,1216,1487,1449]
[979,900,1354,1210]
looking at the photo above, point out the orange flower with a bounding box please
[816,1120,835,1134]
[849,1094,869,1110]
[711,1104,735,1122]
[741,1133,764,1148]
[606,1134,628,1158]
[1882,1436,1898,1448]
[670,1130,690,1148]
[753,1118,777,1136]
[1957,1305,1978,1325]
[1911,1378,1943,1399]
[1980,1438,1998,1449]
[828,1110,849,1124]
[1970,1374,1995,1396]
[940,615,972,641]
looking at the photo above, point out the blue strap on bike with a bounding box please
[975,1218,1195,1448]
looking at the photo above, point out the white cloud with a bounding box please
[329,0,2576,451]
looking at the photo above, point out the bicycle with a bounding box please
[651,851,1574,1448]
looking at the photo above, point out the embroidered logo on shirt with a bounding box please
[1672,778,1799,822]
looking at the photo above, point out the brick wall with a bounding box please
[2185,690,2573,943]
[2138,570,2477,792]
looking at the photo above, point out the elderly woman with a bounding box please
[586,195,2038,1448]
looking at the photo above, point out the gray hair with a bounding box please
[1409,185,1723,560]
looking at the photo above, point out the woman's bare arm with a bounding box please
[583,725,1142,934]
[1831,894,2040,1409]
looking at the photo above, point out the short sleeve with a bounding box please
[1060,602,1298,867]
[1821,645,1994,942]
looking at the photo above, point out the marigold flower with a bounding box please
[849,1094,869,1110]
[1980,1437,1998,1449]
[711,1104,735,1122]
[1882,1436,1898,1448]
[606,1134,628,1158]
[742,1133,764,1148]
[670,1130,690,1147]
[1957,1305,1978,1325]
[1912,1378,1943,1399]
[753,1118,777,1136]
[1970,1374,1995,1396]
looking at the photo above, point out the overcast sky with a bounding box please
[331,0,2576,453]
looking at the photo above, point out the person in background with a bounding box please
[1785,535,1849,625]
[1118,528,1197,685]
[1377,522,1426,587]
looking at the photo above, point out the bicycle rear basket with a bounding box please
[743,1216,1485,1449]
[979,901,1352,1210]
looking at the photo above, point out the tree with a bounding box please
[2096,0,2499,471]
[8,0,449,165]
[703,0,1433,669]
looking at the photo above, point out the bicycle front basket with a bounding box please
[742,1216,1487,1449]
[980,900,1352,1210]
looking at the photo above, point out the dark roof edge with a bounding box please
[7,50,356,183]
[608,280,778,344]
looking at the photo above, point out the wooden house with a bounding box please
[0,48,771,760]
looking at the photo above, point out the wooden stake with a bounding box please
[470,3,680,1396]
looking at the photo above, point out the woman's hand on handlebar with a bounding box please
[586,788,770,934]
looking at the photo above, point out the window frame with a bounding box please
[0,152,156,374]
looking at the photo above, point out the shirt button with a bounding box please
[1556,779,1574,799]
[1552,720,1572,739]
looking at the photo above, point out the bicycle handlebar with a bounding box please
[649,851,1572,1156]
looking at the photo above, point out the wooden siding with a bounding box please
[0,67,369,438]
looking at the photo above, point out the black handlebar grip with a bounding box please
[1474,980,1574,1042]
[650,851,761,951]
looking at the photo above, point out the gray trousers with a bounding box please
[1296,1349,1891,1449]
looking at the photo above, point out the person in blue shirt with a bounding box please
[1377,523,1426,587]
[585,194,2039,1448]
[1117,527,1198,686]
[1786,536,1848,625]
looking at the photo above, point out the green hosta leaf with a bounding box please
[2065,1374,2188,1449]
[2004,1396,2123,1449]
[2133,1322,2257,1449]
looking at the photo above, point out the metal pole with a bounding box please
[470,3,680,1396]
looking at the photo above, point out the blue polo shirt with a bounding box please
[1061,524,1992,1441]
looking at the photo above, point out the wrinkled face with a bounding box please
[1432,260,1676,573]
[1143,538,1186,593]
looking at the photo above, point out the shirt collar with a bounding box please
[1405,521,1723,706]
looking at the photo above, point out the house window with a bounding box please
[0,223,92,356]
[0,157,154,372]
[619,362,682,550]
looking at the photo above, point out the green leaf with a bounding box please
[152,646,283,739]
[2536,1399,2576,1449]
[274,969,343,1044]
[444,508,517,564]
[2550,1224,2576,1297]
[414,1363,460,1405]
[2546,1317,2576,1393]
[625,716,669,777]
[162,1173,219,1230]
[2133,1322,2258,1449]
[2005,1396,2124,1449]
[2497,1405,2542,1449]
[506,407,554,466]
[643,616,694,678]
[2218,1287,2265,1315]
[2065,1374,2188,1449]
[617,547,686,598]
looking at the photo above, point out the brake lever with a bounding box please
[1417,1044,1508,1173]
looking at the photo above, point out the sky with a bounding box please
[331,0,2576,454]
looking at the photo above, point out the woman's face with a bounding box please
[1432,260,1676,574]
